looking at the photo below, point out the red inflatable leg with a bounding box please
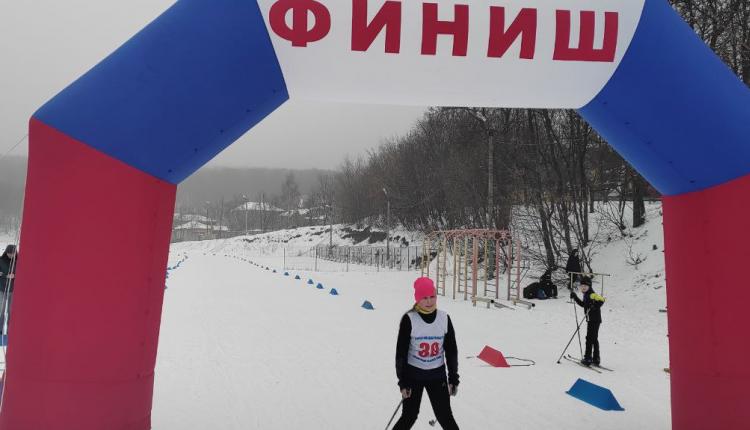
[663,174,750,430]
[0,119,175,429]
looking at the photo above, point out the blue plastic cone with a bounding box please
[329,288,338,295]
[307,279,314,285]
[361,300,374,310]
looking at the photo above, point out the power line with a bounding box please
[0,134,28,163]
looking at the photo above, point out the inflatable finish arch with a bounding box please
[3,0,749,428]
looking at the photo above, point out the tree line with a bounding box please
[313,1,748,271]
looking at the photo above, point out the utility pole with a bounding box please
[260,193,265,232]
[329,200,334,252]
[383,188,390,261]
[242,195,248,236]
[219,197,224,239]
[205,201,210,239]
[487,128,495,228]
[458,107,496,228]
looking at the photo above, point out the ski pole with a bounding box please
[569,273,583,358]
[556,313,587,364]
[385,399,403,430]
[572,294,583,358]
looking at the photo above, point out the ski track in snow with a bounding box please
[153,204,669,429]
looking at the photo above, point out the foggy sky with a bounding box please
[0,1,426,170]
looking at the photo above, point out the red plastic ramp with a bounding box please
[477,346,510,368]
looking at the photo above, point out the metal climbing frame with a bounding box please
[421,229,529,306]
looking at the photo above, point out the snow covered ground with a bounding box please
[0,234,16,250]
[154,203,670,429]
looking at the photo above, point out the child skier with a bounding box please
[393,277,460,430]
[570,276,605,366]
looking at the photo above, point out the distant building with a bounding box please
[171,220,229,242]
[234,202,284,212]
[173,214,213,224]
[233,201,285,232]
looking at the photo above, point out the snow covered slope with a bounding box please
[153,204,668,429]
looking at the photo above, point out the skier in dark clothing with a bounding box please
[565,249,582,285]
[539,268,557,298]
[570,276,605,366]
[0,244,18,334]
[394,277,460,430]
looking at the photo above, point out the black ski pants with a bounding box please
[585,321,601,362]
[393,379,459,430]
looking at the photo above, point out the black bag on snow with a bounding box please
[523,282,540,299]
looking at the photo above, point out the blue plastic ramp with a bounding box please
[566,379,624,411]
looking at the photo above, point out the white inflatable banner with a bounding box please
[258,0,646,108]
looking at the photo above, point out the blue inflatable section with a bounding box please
[566,379,624,411]
[34,0,288,184]
[580,0,750,196]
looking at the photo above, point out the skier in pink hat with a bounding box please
[392,277,460,429]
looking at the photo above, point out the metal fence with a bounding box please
[240,245,423,273]
[312,245,423,271]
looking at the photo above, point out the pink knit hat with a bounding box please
[413,277,436,302]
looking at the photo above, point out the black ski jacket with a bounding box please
[565,254,582,275]
[0,253,17,293]
[395,310,459,389]
[572,289,604,323]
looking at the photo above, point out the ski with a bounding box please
[567,354,615,372]
[563,355,602,373]
[565,354,613,371]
